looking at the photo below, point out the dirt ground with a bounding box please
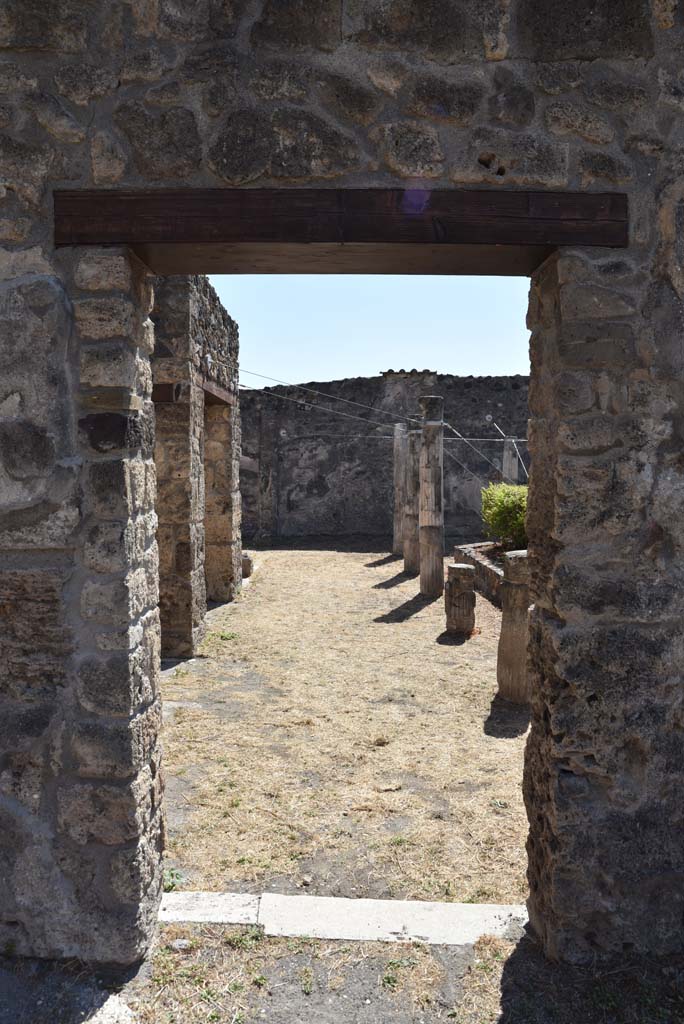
[5,923,684,1024]
[6,547,684,1022]
[160,543,530,905]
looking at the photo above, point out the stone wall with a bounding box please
[152,275,241,657]
[241,371,529,544]
[1,0,684,968]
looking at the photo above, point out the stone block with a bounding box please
[0,134,52,204]
[515,0,653,60]
[71,701,162,779]
[76,648,157,717]
[370,121,443,177]
[208,110,273,184]
[30,91,85,143]
[74,251,133,292]
[80,566,154,626]
[452,128,568,187]
[114,102,201,180]
[80,342,138,389]
[251,0,342,51]
[0,0,91,52]
[545,103,614,145]
[578,150,633,185]
[444,563,476,636]
[557,322,637,371]
[156,0,246,40]
[271,110,360,180]
[406,76,484,124]
[78,410,154,457]
[120,47,169,84]
[83,520,128,573]
[74,297,137,340]
[560,284,636,322]
[54,63,118,105]
[316,71,382,125]
[250,60,310,101]
[90,131,126,184]
[585,76,650,111]
[109,831,162,903]
[57,772,153,846]
[488,67,535,127]
[347,0,507,62]
[0,419,56,480]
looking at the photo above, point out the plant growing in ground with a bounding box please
[481,483,528,550]
[162,866,184,892]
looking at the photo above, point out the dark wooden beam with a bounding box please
[203,380,235,406]
[54,188,628,277]
[151,382,184,404]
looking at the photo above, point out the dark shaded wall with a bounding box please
[240,370,529,544]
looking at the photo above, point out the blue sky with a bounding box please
[210,275,531,386]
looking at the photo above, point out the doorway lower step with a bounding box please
[160,891,527,946]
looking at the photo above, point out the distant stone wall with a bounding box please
[152,276,241,656]
[240,371,529,544]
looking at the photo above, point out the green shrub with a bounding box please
[481,483,528,550]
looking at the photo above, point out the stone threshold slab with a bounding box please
[160,891,527,945]
[159,891,259,924]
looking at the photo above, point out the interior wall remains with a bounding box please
[240,371,529,544]
[152,275,241,656]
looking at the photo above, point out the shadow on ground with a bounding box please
[435,630,468,646]
[372,570,414,589]
[251,535,394,554]
[484,694,530,738]
[0,957,137,1024]
[374,592,440,623]
[365,552,403,568]
[493,934,684,1023]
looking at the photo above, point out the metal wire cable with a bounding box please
[239,383,400,431]
[490,418,529,480]
[444,420,517,483]
[241,369,422,426]
[241,372,527,481]
[443,447,489,485]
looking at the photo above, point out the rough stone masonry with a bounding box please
[240,370,529,544]
[152,275,242,659]
[1,0,684,968]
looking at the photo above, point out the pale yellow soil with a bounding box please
[161,545,530,905]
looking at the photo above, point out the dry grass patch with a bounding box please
[161,546,529,903]
[128,923,461,1023]
[451,934,684,1024]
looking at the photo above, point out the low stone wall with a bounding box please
[452,541,504,608]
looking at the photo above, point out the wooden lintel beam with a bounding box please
[203,380,235,406]
[151,382,185,404]
[54,188,629,251]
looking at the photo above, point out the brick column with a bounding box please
[154,382,206,656]
[205,401,242,602]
